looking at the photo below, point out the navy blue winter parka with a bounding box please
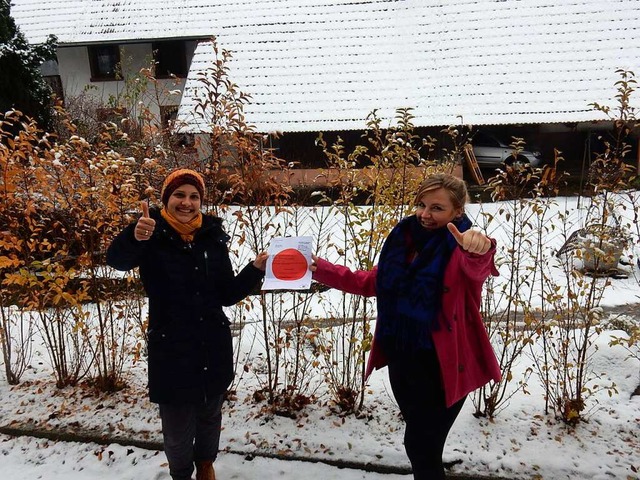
[106,209,264,404]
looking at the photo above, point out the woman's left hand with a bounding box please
[253,252,269,271]
[309,254,318,272]
[447,223,492,255]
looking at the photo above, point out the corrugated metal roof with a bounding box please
[12,0,640,132]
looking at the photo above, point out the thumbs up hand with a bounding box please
[134,201,156,242]
[447,223,491,255]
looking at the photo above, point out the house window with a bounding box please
[160,105,195,150]
[44,75,64,102]
[160,105,179,130]
[152,41,187,78]
[88,45,121,81]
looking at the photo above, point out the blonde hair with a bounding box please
[413,173,469,210]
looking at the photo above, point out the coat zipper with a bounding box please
[203,249,209,404]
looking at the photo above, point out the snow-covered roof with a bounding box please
[12,0,640,132]
[10,0,216,45]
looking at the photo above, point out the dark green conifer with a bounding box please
[0,0,57,127]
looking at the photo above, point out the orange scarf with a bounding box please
[161,208,202,243]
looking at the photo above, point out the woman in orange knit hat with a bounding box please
[107,169,267,480]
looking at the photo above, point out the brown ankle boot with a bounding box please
[195,460,215,480]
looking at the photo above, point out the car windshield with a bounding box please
[473,131,503,147]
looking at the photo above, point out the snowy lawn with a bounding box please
[0,198,639,480]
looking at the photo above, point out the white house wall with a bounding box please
[55,47,92,99]
[56,43,192,122]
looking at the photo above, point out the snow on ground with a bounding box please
[0,198,639,479]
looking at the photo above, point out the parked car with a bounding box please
[472,131,543,169]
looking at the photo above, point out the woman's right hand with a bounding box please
[134,201,156,241]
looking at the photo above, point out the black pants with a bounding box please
[159,394,225,480]
[388,349,466,480]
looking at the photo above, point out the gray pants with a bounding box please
[159,395,225,480]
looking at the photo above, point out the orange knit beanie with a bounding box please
[160,169,206,205]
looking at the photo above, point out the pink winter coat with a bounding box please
[312,245,501,408]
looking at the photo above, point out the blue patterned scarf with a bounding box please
[375,214,472,353]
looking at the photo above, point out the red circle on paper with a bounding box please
[271,248,308,281]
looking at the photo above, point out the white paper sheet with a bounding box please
[262,236,314,290]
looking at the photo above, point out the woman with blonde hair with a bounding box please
[311,173,501,479]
